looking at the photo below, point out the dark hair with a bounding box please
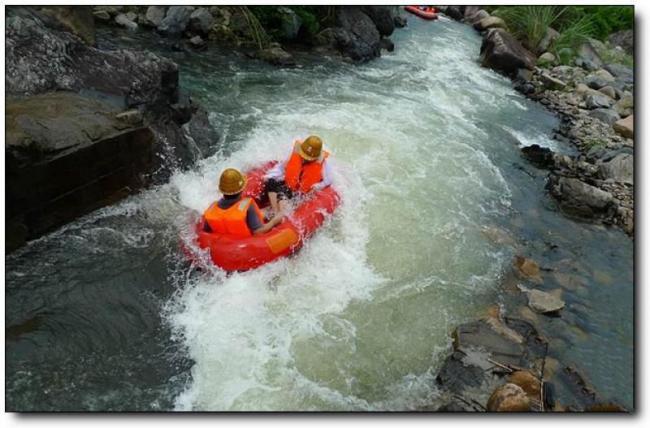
[223,192,241,200]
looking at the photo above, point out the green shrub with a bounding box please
[558,6,633,41]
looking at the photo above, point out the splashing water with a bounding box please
[5,17,632,411]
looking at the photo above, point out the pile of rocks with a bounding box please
[440,5,634,236]
[92,5,404,64]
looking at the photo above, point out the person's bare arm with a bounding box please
[253,214,284,235]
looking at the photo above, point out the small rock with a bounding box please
[614,93,633,118]
[584,72,614,90]
[585,93,614,109]
[598,85,617,99]
[256,45,295,66]
[526,289,565,314]
[125,11,138,22]
[93,10,111,22]
[188,35,206,50]
[115,13,138,31]
[613,115,633,138]
[575,83,589,95]
[487,383,531,412]
[537,52,556,67]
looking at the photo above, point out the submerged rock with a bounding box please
[513,256,542,283]
[524,288,565,314]
[436,317,547,411]
[521,144,555,169]
[256,45,295,66]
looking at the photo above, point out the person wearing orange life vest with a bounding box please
[264,135,333,215]
[203,168,283,237]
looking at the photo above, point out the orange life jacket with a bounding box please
[203,197,264,238]
[285,141,330,193]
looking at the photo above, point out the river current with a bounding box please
[5,17,633,411]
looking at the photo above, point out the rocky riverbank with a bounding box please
[5,5,406,253]
[427,5,633,412]
[441,5,634,237]
[5,6,219,252]
[91,5,404,64]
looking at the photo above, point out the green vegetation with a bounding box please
[492,6,633,64]
[559,6,633,41]
[493,6,566,52]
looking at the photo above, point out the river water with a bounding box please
[5,17,634,411]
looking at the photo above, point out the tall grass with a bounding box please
[553,15,595,54]
[493,6,566,52]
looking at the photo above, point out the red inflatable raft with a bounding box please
[404,6,439,20]
[188,162,340,272]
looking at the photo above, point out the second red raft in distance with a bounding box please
[404,6,439,20]
[190,161,340,272]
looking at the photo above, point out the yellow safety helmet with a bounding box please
[219,168,247,195]
[298,135,323,161]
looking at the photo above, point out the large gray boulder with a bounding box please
[474,16,506,31]
[589,108,620,125]
[480,29,536,77]
[326,7,381,62]
[188,7,214,36]
[548,176,614,218]
[362,6,395,37]
[6,12,179,108]
[599,153,633,184]
[143,6,166,28]
[157,5,194,35]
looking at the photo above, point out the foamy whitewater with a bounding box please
[161,18,554,410]
[17,16,630,412]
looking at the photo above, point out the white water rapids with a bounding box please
[162,17,561,410]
